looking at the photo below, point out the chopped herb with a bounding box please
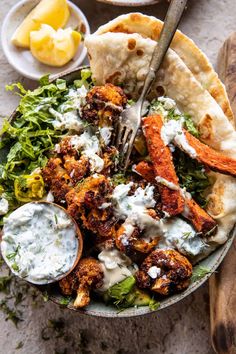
[59,296,72,306]
[6,246,19,260]
[191,265,211,283]
[173,150,210,208]
[111,173,127,186]
[0,275,12,293]
[54,214,58,224]
[42,291,49,302]
[12,263,19,272]
[15,341,24,350]
[0,299,22,326]
[182,231,192,240]
[149,298,160,311]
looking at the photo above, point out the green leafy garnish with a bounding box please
[108,276,136,307]
[15,341,24,350]
[74,68,93,89]
[6,246,19,260]
[191,265,211,283]
[173,150,210,207]
[0,78,74,214]
[59,296,72,306]
[12,263,19,272]
[111,173,127,186]
[149,98,199,137]
[0,299,22,327]
[0,275,12,293]
[149,298,160,311]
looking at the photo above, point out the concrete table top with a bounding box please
[0,1,235,353]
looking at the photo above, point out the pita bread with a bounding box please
[85,13,236,246]
[94,13,234,126]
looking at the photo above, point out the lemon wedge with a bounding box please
[11,0,70,48]
[30,24,81,67]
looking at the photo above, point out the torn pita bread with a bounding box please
[85,13,236,246]
[94,13,234,126]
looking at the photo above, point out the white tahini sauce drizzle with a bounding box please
[98,249,134,292]
[1,203,79,284]
[112,182,163,235]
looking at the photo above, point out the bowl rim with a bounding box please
[1,0,90,80]
[4,65,236,317]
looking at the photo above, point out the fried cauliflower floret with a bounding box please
[136,249,192,296]
[116,223,159,256]
[66,175,116,238]
[81,83,127,126]
[63,155,89,185]
[59,258,104,308]
[42,157,71,202]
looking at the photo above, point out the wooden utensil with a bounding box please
[210,32,236,354]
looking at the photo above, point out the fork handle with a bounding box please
[140,0,188,101]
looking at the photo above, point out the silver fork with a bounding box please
[115,0,188,171]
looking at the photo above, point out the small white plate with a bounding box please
[1,0,90,81]
[97,0,161,6]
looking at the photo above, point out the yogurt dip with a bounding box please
[1,202,81,284]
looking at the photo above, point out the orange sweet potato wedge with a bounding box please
[177,130,236,177]
[134,161,217,235]
[142,115,184,216]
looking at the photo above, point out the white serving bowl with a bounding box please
[1,0,90,81]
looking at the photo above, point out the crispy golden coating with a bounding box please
[81,83,127,126]
[179,129,236,177]
[142,115,184,216]
[42,157,71,202]
[136,249,192,296]
[74,257,104,308]
[66,175,116,238]
[59,270,79,296]
[134,161,217,235]
[59,258,104,308]
[116,223,160,256]
[63,155,89,185]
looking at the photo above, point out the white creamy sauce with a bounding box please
[174,131,197,159]
[160,118,183,146]
[0,198,9,215]
[112,182,163,234]
[159,218,208,257]
[147,266,161,279]
[1,203,79,284]
[98,249,134,291]
[99,126,113,146]
[70,132,104,172]
[50,108,84,132]
[155,176,179,190]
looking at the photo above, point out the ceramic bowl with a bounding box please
[1,0,90,80]
[5,66,235,317]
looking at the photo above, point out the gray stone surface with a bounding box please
[0,0,235,353]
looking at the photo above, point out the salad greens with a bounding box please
[0,69,92,213]
[173,150,210,208]
[191,265,211,283]
[105,276,160,311]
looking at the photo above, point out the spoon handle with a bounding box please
[140,0,188,101]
